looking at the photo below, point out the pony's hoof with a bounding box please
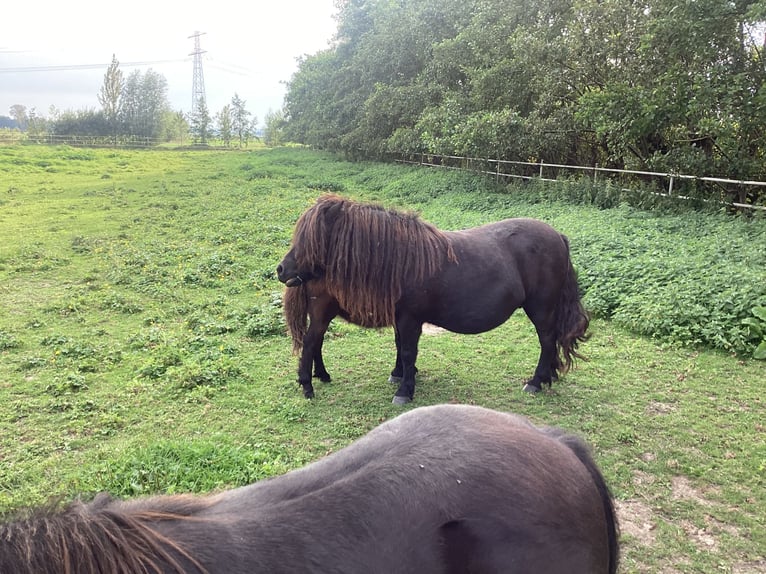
[388,375,402,384]
[392,395,412,405]
[522,383,541,394]
[303,390,315,399]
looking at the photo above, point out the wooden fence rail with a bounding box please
[394,152,766,212]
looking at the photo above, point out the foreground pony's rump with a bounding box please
[277,194,589,403]
[1,405,618,574]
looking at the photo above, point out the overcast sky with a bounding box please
[0,0,338,126]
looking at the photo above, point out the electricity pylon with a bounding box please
[189,31,207,118]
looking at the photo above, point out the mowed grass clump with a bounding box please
[1,145,764,573]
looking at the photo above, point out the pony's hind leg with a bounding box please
[523,304,559,393]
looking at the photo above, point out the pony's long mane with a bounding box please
[0,494,212,574]
[283,281,309,353]
[291,195,456,327]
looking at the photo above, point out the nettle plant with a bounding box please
[743,306,766,360]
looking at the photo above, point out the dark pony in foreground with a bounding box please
[277,194,589,404]
[1,405,619,574]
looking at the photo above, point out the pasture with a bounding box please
[0,145,764,572]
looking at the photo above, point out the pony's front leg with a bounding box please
[392,317,423,405]
[298,319,331,399]
[389,325,418,383]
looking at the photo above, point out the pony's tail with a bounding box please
[544,428,620,574]
[282,286,308,354]
[555,236,590,372]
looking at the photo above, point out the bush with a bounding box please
[568,206,766,356]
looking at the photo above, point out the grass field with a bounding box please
[1,145,764,572]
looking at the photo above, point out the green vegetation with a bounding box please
[1,145,764,572]
[284,0,766,206]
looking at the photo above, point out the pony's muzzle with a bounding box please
[276,264,300,286]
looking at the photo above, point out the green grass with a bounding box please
[1,144,764,573]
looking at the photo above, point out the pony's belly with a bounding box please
[431,310,517,335]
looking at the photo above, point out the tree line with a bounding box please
[283,0,766,204]
[3,56,271,147]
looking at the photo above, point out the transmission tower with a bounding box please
[189,31,207,117]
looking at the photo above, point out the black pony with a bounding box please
[1,405,619,574]
[277,194,589,404]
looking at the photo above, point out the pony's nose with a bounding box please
[276,264,283,276]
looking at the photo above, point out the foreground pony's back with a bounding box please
[1,404,618,574]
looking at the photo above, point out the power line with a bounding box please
[205,58,255,77]
[0,59,189,74]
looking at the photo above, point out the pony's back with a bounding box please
[541,426,620,574]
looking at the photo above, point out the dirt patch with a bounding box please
[679,519,719,551]
[679,516,742,554]
[645,400,676,415]
[615,499,657,546]
[640,451,657,462]
[422,323,447,335]
[671,476,720,506]
[733,560,766,573]
[632,470,657,487]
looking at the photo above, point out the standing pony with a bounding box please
[1,405,619,574]
[277,194,589,404]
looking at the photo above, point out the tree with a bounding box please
[285,0,474,152]
[249,116,260,144]
[189,97,211,144]
[51,109,110,137]
[119,69,170,139]
[283,49,352,148]
[98,55,123,139]
[160,110,189,143]
[9,105,28,131]
[264,108,286,146]
[230,93,252,148]
[27,107,49,138]
[216,104,232,147]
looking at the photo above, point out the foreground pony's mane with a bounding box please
[290,194,456,327]
[0,494,211,574]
